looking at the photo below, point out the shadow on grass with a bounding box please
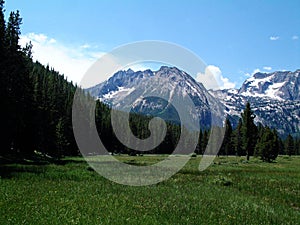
[0,164,46,178]
[0,156,87,179]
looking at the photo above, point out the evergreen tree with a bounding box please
[233,118,244,156]
[254,123,264,157]
[195,130,203,154]
[241,102,257,160]
[285,134,295,156]
[55,118,69,158]
[255,127,279,162]
[6,10,22,51]
[0,0,9,153]
[220,118,233,156]
[295,138,300,155]
[201,130,209,155]
[1,8,34,156]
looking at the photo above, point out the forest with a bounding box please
[0,1,299,163]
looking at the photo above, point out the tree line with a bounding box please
[0,1,82,159]
[195,102,300,162]
[0,1,299,162]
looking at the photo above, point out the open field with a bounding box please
[0,156,299,224]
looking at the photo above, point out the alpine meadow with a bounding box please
[1,1,300,224]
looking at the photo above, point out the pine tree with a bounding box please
[254,123,264,157]
[55,118,69,158]
[241,102,257,160]
[201,130,209,155]
[195,130,203,154]
[233,118,244,156]
[220,118,233,156]
[285,134,294,156]
[255,126,279,162]
[6,10,22,51]
[0,0,9,154]
[295,138,300,155]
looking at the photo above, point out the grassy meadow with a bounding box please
[0,155,299,224]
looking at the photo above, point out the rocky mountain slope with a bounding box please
[87,67,300,136]
[210,70,300,136]
[87,66,225,128]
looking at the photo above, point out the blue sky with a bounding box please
[6,0,300,89]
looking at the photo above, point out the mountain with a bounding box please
[87,66,225,128]
[210,70,300,136]
[87,67,300,137]
[238,70,300,100]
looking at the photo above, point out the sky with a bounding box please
[5,0,300,89]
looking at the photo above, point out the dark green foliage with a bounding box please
[95,106,182,155]
[0,2,79,159]
[30,62,78,156]
[232,118,244,156]
[219,118,233,156]
[195,130,203,154]
[201,130,209,154]
[241,102,258,160]
[255,127,279,162]
[55,118,70,158]
[285,134,295,156]
[295,138,300,155]
[1,7,34,156]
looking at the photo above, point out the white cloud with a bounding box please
[292,35,299,40]
[253,68,261,74]
[80,43,91,49]
[123,62,166,72]
[244,66,275,78]
[196,65,236,90]
[270,36,279,41]
[19,32,105,84]
[30,33,48,43]
[48,38,56,44]
[263,66,272,71]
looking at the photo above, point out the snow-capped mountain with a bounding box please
[87,66,225,128]
[238,70,300,100]
[87,67,300,137]
[210,70,300,136]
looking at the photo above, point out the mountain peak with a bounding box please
[87,66,223,127]
[238,69,300,101]
[126,68,134,73]
[252,72,270,79]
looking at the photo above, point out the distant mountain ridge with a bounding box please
[238,70,300,100]
[211,69,300,136]
[87,67,300,137]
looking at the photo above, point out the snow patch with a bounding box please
[102,86,135,99]
[265,81,285,100]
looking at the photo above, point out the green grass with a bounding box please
[0,156,299,224]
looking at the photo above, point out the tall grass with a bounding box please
[0,156,299,224]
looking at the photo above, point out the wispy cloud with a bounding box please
[19,33,105,84]
[244,68,261,77]
[244,66,274,78]
[196,65,236,90]
[263,66,272,71]
[124,62,166,72]
[80,43,91,49]
[292,35,299,40]
[270,36,279,41]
